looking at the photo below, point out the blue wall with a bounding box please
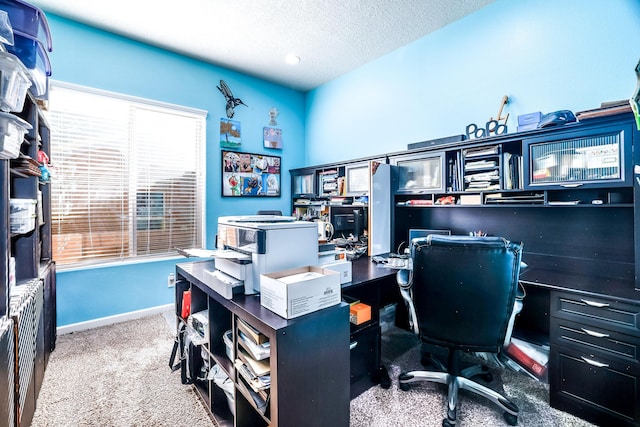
[45,15,306,326]
[305,0,640,164]
[45,0,640,327]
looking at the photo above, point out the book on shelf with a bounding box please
[237,319,268,345]
[238,346,271,377]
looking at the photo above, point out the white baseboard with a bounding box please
[57,303,174,335]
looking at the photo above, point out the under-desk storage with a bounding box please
[176,260,351,427]
[549,290,640,427]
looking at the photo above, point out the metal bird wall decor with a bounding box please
[217,80,247,119]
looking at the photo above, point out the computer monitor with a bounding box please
[331,207,366,240]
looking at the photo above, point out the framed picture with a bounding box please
[222,150,281,197]
[263,126,283,149]
[220,118,242,148]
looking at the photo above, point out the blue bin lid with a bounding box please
[7,29,50,76]
[0,0,52,51]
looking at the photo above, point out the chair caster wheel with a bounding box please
[481,372,493,382]
[503,412,518,426]
[442,408,456,426]
[399,382,410,391]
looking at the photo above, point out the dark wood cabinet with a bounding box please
[549,289,640,426]
[176,260,351,427]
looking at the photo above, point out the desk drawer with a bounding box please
[550,345,639,426]
[551,291,640,337]
[350,324,379,384]
[551,318,639,369]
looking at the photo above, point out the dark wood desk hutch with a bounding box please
[290,111,639,426]
[0,92,56,427]
[387,112,640,427]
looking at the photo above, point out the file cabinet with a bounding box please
[549,290,640,427]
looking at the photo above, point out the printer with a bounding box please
[211,215,318,296]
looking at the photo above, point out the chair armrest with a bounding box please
[396,269,411,288]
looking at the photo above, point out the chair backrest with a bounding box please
[410,235,523,353]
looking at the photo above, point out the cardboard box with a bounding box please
[260,266,341,319]
[349,302,371,325]
[322,260,352,284]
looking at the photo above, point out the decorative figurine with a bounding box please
[217,80,247,119]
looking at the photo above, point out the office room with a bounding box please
[0,0,639,426]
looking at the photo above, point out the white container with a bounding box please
[322,260,352,284]
[10,214,35,234]
[260,266,341,319]
[0,52,31,112]
[10,198,37,233]
[0,111,31,159]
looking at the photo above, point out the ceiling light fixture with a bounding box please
[285,54,301,65]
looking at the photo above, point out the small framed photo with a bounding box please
[263,126,283,149]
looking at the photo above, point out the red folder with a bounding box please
[505,342,547,377]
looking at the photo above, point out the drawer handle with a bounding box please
[350,341,358,350]
[580,299,610,308]
[580,356,609,368]
[581,328,609,338]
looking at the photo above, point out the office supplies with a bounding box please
[237,319,268,345]
[349,302,371,325]
[260,265,341,319]
[215,215,318,295]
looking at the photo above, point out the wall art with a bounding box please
[222,150,281,197]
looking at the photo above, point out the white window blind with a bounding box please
[46,82,206,267]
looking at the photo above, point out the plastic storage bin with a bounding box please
[6,30,50,97]
[0,51,31,112]
[9,198,36,234]
[0,110,31,159]
[0,0,52,51]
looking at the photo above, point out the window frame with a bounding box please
[46,81,207,269]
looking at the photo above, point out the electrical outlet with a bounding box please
[167,273,175,288]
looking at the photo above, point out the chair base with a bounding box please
[399,361,519,426]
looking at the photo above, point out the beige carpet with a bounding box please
[31,312,596,427]
[31,313,214,427]
[351,327,596,427]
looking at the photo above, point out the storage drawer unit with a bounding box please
[549,290,640,427]
[349,323,380,398]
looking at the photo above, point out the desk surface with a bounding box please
[348,255,397,287]
[176,256,396,331]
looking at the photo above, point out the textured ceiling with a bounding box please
[30,0,494,91]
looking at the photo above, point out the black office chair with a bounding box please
[397,235,523,426]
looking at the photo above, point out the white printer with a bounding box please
[212,215,318,295]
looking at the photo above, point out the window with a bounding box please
[46,82,206,267]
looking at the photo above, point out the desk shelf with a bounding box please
[175,260,350,427]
